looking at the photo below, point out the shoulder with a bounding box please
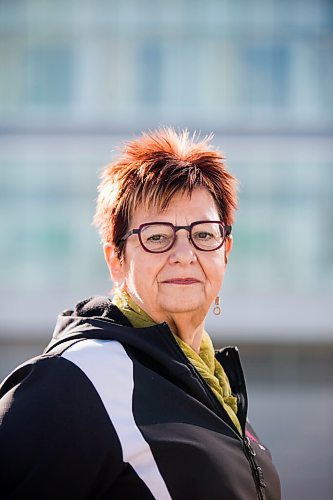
[1,338,126,393]
[0,350,89,402]
[0,339,134,426]
[0,354,99,429]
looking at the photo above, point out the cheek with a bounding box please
[125,254,165,289]
[202,254,226,289]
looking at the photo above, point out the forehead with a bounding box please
[129,188,220,227]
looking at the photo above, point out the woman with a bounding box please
[0,128,281,499]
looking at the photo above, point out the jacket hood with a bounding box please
[44,296,195,380]
[51,296,132,341]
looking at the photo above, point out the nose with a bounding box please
[168,229,197,265]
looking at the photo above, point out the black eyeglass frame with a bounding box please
[119,220,232,253]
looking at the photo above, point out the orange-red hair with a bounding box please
[93,127,238,257]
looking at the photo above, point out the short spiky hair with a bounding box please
[93,127,238,257]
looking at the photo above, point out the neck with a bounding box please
[162,313,205,353]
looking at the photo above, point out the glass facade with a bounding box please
[1,0,332,128]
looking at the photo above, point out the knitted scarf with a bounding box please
[112,289,242,435]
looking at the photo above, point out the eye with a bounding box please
[147,233,169,242]
[193,231,214,240]
[145,233,174,247]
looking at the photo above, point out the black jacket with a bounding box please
[0,297,281,500]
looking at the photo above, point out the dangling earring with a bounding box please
[213,296,221,315]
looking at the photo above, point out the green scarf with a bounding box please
[112,288,242,435]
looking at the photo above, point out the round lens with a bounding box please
[140,224,174,252]
[191,222,224,250]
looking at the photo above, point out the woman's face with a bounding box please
[105,187,232,325]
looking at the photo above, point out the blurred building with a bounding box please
[0,1,332,497]
[0,0,332,339]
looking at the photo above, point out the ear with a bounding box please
[103,244,125,285]
[224,235,233,264]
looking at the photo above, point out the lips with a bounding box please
[162,278,201,285]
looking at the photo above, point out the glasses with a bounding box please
[119,221,232,253]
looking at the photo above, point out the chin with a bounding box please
[161,300,203,315]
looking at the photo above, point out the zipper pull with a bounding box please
[244,435,256,456]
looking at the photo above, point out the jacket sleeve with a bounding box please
[0,355,124,499]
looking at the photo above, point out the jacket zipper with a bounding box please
[161,325,266,500]
[243,436,266,500]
